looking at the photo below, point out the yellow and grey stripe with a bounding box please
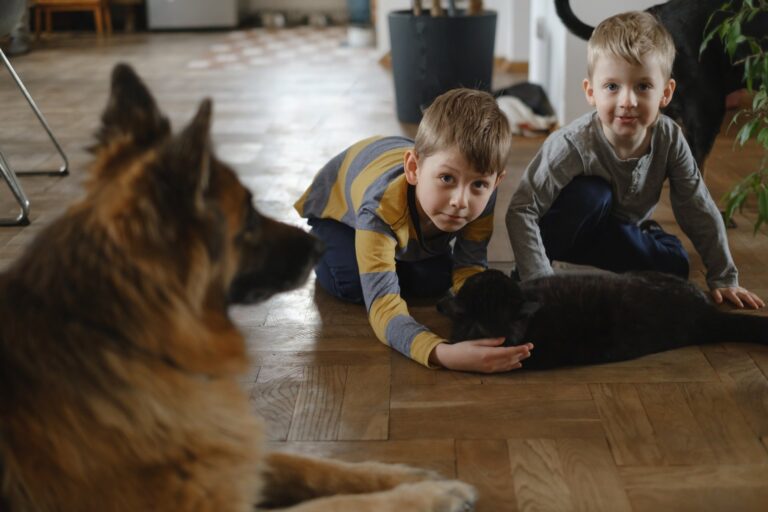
[296,136,495,367]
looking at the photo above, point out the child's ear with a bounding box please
[582,78,596,107]
[494,171,506,188]
[660,78,676,107]
[404,150,419,185]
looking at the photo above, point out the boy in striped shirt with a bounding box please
[295,88,534,372]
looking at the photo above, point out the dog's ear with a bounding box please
[94,63,171,150]
[159,98,213,210]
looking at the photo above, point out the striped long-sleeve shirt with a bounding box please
[295,136,495,367]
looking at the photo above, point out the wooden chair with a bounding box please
[33,0,112,38]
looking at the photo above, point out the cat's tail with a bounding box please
[710,312,768,345]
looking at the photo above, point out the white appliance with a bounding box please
[148,0,239,29]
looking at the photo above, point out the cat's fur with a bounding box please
[439,269,767,369]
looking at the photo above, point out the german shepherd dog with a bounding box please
[439,269,768,370]
[554,0,768,169]
[0,65,476,511]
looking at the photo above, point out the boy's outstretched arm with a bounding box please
[429,339,534,373]
[711,286,765,309]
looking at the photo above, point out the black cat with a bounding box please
[438,269,768,369]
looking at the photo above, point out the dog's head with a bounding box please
[437,269,540,344]
[88,63,322,307]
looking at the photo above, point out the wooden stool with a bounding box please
[33,0,112,38]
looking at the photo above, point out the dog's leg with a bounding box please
[260,480,476,512]
[258,452,447,507]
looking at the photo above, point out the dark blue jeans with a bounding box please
[308,218,452,304]
[539,176,689,278]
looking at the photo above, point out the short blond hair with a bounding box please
[587,11,676,79]
[415,88,511,176]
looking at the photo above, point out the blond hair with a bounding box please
[414,88,511,176]
[587,11,676,79]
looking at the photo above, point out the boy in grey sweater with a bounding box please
[506,11,763,309]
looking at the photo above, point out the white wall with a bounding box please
[529,0,661,125]
[244,0,346,11]
[375,0,531,63]
[242,0,348,22]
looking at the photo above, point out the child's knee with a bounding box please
[649,237,690,279]
[567,176,613,212]
[661,249,690,280]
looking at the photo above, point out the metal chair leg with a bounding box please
[0,47,68,176]
[0,148,31,226]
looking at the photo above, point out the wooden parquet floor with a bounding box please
[1,28,767,511]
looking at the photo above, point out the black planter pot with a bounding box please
[388,10,497,124]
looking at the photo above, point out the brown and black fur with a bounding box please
[554,0,768,169]
[0,64,476,511]
[440,269,768,370]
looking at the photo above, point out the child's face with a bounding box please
[583,53,675,147]
[404,147,503,234]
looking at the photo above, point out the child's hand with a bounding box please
[429,339,534,373]
[711,287,765,309]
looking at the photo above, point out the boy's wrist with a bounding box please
[428,342,450,368]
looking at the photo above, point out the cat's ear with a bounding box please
[518,301,541,317]
[437,295,464,318]
[506,301,539,344]
[506,320,527,345]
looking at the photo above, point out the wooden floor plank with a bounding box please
[391,381,592,405]
[636,383,717,465]
[557,438,633,512]
[287,366,347,441]
[390,399,603,440]
[338,365,390,440]
[620,465,768,489]
[456,440,519,512]
[701,344,768,439]
[251,366,304,441]
[589,384,665,466]
[507,439,573,511]
[627,487,768,512]
[683,382,768,464]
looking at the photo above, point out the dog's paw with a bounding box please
[432,480,477,512]
[398,480,477,512]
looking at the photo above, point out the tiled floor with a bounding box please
[1,28,767,511]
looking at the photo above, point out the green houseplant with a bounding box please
[389,1,496,123]
[702,0,768,234]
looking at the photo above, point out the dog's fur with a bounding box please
[0,64,476,511]
[439,269,768,369]
[554,0,767,168]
